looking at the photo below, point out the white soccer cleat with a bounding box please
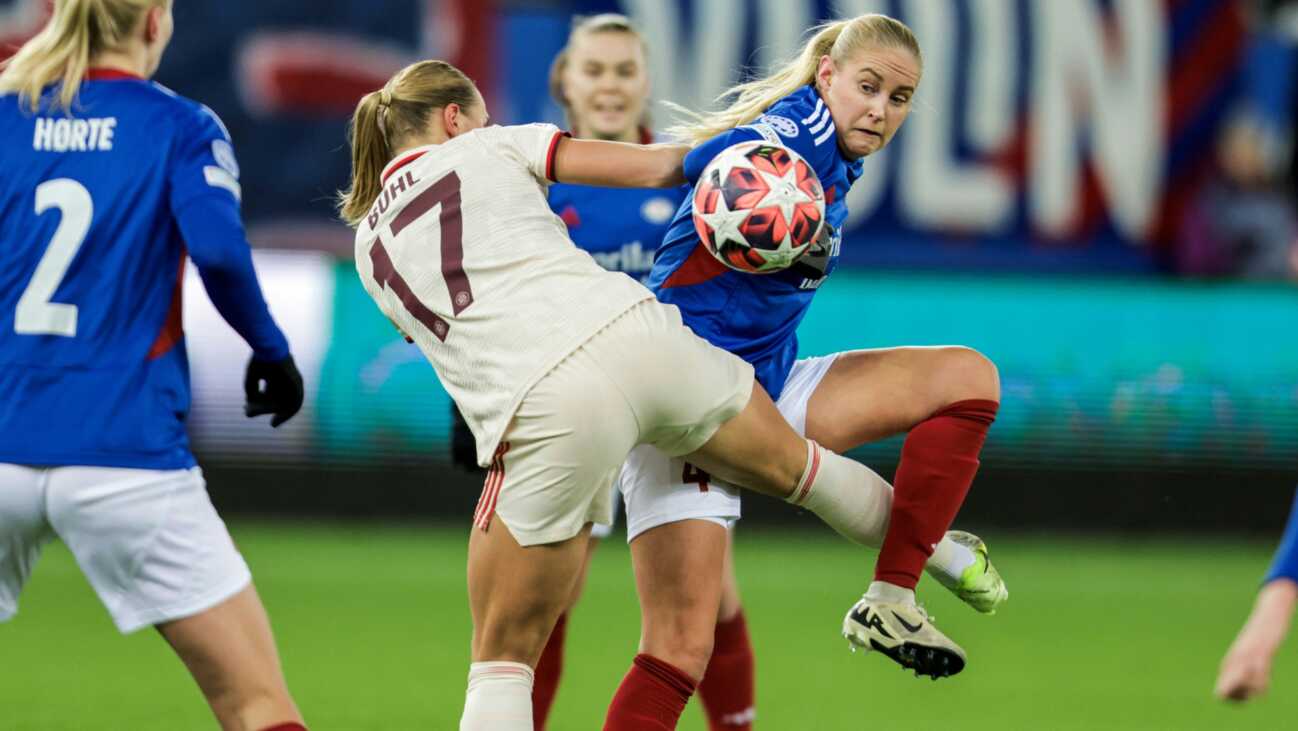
[842,596,967,679]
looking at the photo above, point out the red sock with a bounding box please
[698,611,756,730]
[258,724,307,731]
[603,654,696,730]
[876,399,998,588]
[532,612,568,730]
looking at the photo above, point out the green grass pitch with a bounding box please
[3,522,1296,730]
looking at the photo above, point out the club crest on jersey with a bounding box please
[758,114,799,138]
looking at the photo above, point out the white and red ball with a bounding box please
[692,140,826,274]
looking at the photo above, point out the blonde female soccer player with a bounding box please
[612,13,1010,711]
[0,2,306,729]
[339,58,954,730]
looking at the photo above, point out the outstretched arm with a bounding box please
[1216,580,1298,701]
[1215,488,1298,702]
[551,137,689,188]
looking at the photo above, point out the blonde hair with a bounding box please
[667,14,921,145]
[548,13,651,134]
[338,59,480,227]
[0,0,166,114]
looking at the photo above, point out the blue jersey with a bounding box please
[1266,488,1298,584]
[548,182,687,282]
[647,85,864,398]
[0,70,287,470]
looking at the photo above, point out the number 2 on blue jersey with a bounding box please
[15,178,93,337]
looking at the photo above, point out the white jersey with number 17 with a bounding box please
[353,123,653,466]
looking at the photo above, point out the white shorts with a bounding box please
[0,464,251,634]
[473,300,754,547]
[620,353,839,542]
[590,489,621,540]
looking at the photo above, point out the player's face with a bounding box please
[560,31,649,141]
[816,45,920,159]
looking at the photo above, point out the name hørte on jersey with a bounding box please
[33,117,117,152]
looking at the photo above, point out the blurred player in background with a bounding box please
[613,12,1007,692]
[539,14,755,730]
[0,2,307,730]
[340,59,968,731]
[1216,487,1298,701]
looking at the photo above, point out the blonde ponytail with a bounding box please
[339,90,393,227]
[0,0,162,114]
[338,60,480,227]
[667,14,921,145]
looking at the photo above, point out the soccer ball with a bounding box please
[692,141,826,273]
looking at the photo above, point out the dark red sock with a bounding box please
[698,611,755,730]
[603,653,696,731]
[257,724,307,731]
[532,612,568,730]
[876,399,998,588]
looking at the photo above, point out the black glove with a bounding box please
[451,402,483,472]
[244,355,304,428]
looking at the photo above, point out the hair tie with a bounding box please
[378,89,393,107]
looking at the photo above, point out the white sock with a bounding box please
[786,440,892,546]
[865,580,916,606]
[460,661,535,730]
[787,440,974,585]
[928,535,977,582]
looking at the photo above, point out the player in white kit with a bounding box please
[338,60,914,730]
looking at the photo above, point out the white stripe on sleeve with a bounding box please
[801,97,825,124]
[807,107,832,135]
[813,121,837,147]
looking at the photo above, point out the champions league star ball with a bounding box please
[692,140,826,274]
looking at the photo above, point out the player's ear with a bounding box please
[143,6,162,43]
[815,54,835,94]
[443,104,461,137]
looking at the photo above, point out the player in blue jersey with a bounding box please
[1216,487,1298,701]
[0,3,307,730]
[536,15,756,731]
[614,13,1009,689]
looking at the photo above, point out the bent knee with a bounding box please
[642,628,714,680]
[938,346,1000,403]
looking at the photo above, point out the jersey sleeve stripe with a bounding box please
[807,107,832,136]
[544,131,571,182]
[801,97,825,124]
[813,122,837,147]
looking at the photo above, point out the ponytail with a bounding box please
[338,60,480,227]
[338,90,393,227]
[667,14,921,145]
[0,0,162,114]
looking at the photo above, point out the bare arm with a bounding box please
[1215,579,1298,702]
[551,137,689,188]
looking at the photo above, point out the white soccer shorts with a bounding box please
[0,464,251,633]
[472,300,754,547]
[620,353,839,542]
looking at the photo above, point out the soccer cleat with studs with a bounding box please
[842,597,967,679]
[927,530,1009,615]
